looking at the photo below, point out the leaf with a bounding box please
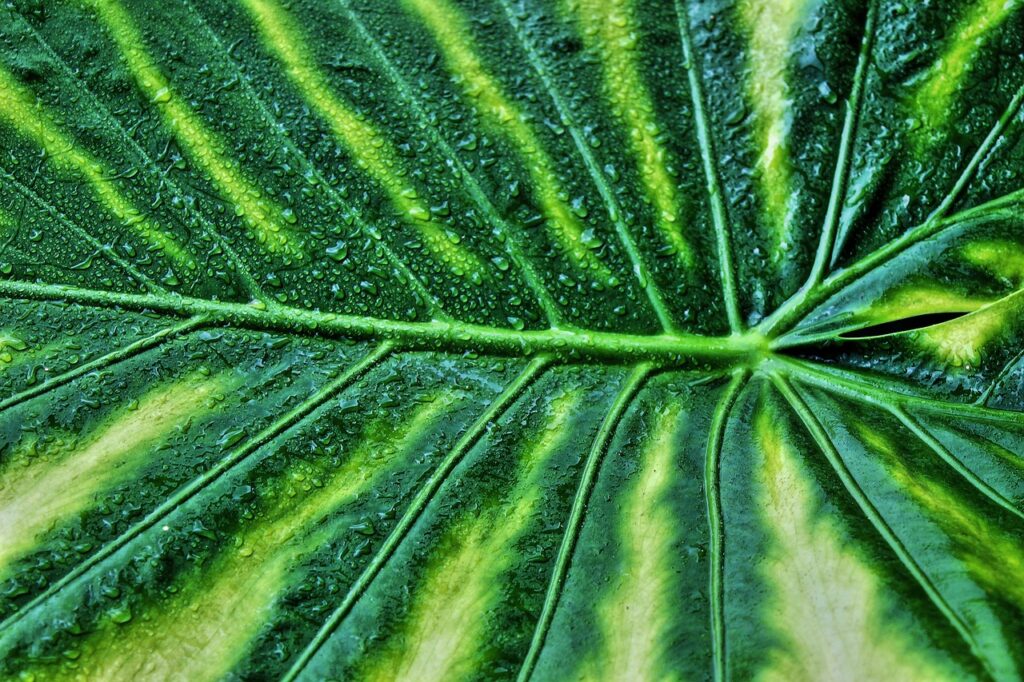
[0,0,1022,679]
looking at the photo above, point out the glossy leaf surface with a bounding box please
[0,0,1023,679]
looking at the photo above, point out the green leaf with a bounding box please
[0,0,1022,679]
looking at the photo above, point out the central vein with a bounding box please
[0,279,768,365]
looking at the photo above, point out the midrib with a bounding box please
[0,279,766,364]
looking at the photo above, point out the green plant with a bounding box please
[0,0,1022,679]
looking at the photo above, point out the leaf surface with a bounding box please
[0,0,1023,679]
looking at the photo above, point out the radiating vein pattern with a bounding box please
[239,0,485,276]
[2,0,1024,680]
[0,65,193,270]
[402,0,616,285]
[86,0,303,257]
[754,400,954,682]
[573,0,694,269]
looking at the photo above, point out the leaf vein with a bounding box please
[0,315,207,414]
[674,0,742,332]
[281,355,552,681]
[770,373,995,679]
[495,0,679,333]
[516,363,652,681]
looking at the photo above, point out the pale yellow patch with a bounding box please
[572,0,693,268]
[856,425,1024,610]
[914,0,1022,130]
[849,283,994,340]
[917,296,1018,367]
[0,65,193,268]
[754,407,953,682]
[578,404,683,682]
[238,0,483,276]
[858,284,992,327]
[360,390,580,682]
[962,239,1024,286]
[740,0,811,250]
[402,0,615,284]
[86,0,302,257]
[0,372,230,573]
[31,393,456,682]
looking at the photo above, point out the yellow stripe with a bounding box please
[916,293,1023,368]
[238,0,484,277]
[579,404,683,682]
[854,283,993,328]
[908,236,1024,366]
[0,66,194,270]
[914,0,1022,131]
[739,0,811,251]
[86,0,303,257]
[403,0,616,284]
[360,390,580,682]
[249,392,457,550]
[574,0,694,268]
[755,406,954,682]
[963,239,1024,286]
[856,425,1024,612]
[0,372,231,575]
[21,394,456,682]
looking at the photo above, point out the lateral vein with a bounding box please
[0,341,394,639]
[516,363,652,681]
[674,0,742,332]
[281,355,552,682]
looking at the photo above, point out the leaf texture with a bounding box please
[1,0,1023,680]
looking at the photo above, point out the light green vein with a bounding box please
[761,183,1024,338]
[517,364,651,681]
[774,355,1024,426]
[0,278,768,364]
[496,0,680,333]
[282,356,552,682]
[359,390,579,681]
[0,315,207,414]
[675,1,742,332]
[0,163,165,294]
[892,407,1024,522]
[705,370,750,682]
[809,0,877,286]
[334,0,564,327]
